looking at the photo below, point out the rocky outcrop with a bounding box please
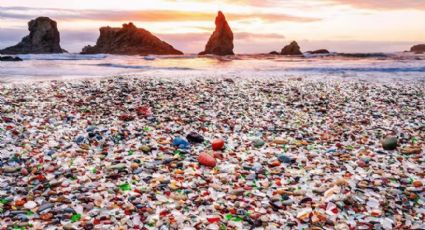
[269,51,280,55]
[410,44,425,54]
[281,41,302,55]
[81,23,182,55]
[307,49,330,54]
[199,11,234,56]
[0,56,23,61]
[0,17,65,54]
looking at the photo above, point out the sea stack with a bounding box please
[281,41,302,55]
[199,11,234,56]
[0,56,23,61]
[307,49,330,54]
[0,17,65,54]
[410,44,425,54]
[81,23,183,55]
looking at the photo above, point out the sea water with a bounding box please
[1,53,425,83]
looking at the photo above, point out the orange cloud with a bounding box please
[331,0,425,10]
[0,7,320,23]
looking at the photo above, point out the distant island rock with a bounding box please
[0,56,23,61]
[410,44,425,54]
[199,11,234,56]
[81,23,183,55]
[0,17,66,54]
[281,41,302,55]
[306,49,330,54]
[269,51,280,55]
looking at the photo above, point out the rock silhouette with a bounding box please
[281,41,302,55]
[307,49,330,54]
[199,11,234,56]
[0,17,65,54]
[410,44,425,54]
[0,56,23,61]
[81,23,183,55]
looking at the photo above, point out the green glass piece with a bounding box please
[0,198,10,204]
[224,214,233,220]
[119,183,132,191]
[71,213,82,222]
[232,216,243,222]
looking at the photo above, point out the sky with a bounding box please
[0,0,424,53]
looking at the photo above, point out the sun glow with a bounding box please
[1,0,424,53]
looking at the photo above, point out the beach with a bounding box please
[1,75,424,229]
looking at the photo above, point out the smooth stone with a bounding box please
[108,163,126,170]
[198,153,216,167]
[15,214,29,222]
[63,224,76,230]
[21,168,29,176]
[172,137,190,149]
[282,199,295,205]
[253,138,265,148]
[24,201,37,209]
[63,207,76,214]
[278,155,293,164]
[246,173,256,180]
[252,163,263,172]
[186,132,204,143]
[231,188,245,196]
[75,136,85,144]
[162,158,174,165]
[273,138,288,145]
[133,168,143,174]
[38,203,53,212]
[381,136,398,150]
[211,139,225,151]
[2,166,19,173]
[140,145,151,153]
[401,146,422,155]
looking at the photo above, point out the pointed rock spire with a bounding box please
[199,11,234,56]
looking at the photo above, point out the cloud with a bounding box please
[0,26,286,53]
[331,0,425,10]
[0,6,320,23]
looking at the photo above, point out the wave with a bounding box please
[17,53,107,60]
[335,53,388,58]
[93,63,194,71]
[286,66,425,73]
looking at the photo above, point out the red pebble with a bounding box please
[207,217,221,223]
[357,160,368,168]
[118,114,135,121]
[159,210,169,217]
[211,139,225,151]
[2,117,13,123]
[136,106,152,117]
[21,168,29,176]
[198,153,217,167]
[270,161,281,167]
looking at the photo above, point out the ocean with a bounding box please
[1,52,425,83]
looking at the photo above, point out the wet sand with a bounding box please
[0,76,424,229]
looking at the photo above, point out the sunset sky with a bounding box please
[1,0,424,53]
